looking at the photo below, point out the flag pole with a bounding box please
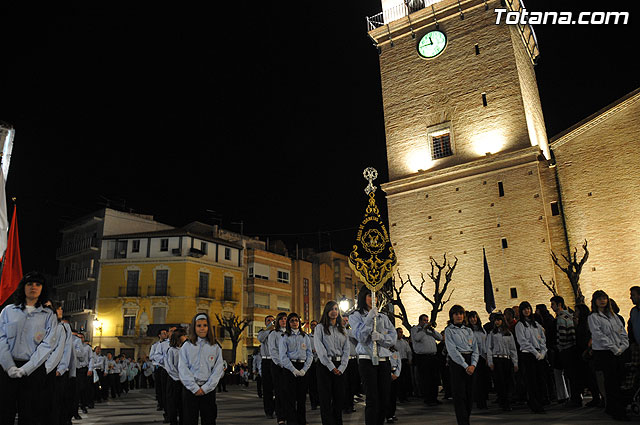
[0,198,14,281]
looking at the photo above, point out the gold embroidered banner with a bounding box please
[349,168,397,292]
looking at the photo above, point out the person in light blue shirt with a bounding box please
[515,301,547,414]
[0,271,58,425]
[150,328,168,412]
[73,332,91,411]
[386,346,403,423]
[257,315,275,418]
[589,290,630,421]
[350,286,397,425]
[313,301,350,425]
[90,345,108,402]
[166,326,187,425]
[342,315,360,414]
[43,301,73,425]
[268,312,288,425]
[105,352,118,399]
[444,305,478,425]
[178,313,224,425]
[279,312,312,425]
[466,310,489,410]
[486,312,518,411]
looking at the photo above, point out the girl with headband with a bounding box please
[178,313,224,425]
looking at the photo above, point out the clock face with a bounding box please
[417,30,447,59]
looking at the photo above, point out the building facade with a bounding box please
[95,222,244,361]
[54,208,172,339]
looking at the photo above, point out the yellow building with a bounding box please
[94,222,244,361]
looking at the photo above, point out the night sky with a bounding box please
[0,2,638,275]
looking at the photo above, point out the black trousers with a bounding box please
[387,374,398,419]
[0,363,47,425]
[42,369,56,424]
[50,372,69,425]
[519,352,546,412]
[96,369,108,401]
[76,367,90,408]
[317,361,345,425]
[166,378,184,425]
[261,359,275,416]
[449,359,473,425]
[593,349,626,418]
[159,367,169,411]
[398,359,411,401]
[558,346,582,403]
[107,373,118,398]
[282,362,308,425]
[270,362,285,422]
[472,356,489,407]
[182,387,216,425]
[66,376,77,422]
[256,373,263,397]
[154,367,164,407]
[492,358,514,408]
[358,359,391,425]
[308,361,320,408]
[343,358,360,410]
[415,353,439,403]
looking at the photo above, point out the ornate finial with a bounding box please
[363,167,378,195]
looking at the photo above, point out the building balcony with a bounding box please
[147,286,171,297]
[64,296,94,314]
[53,268,96,286]
[56,237,99,259]
[115,325,138,337]
[118,286,142,297]
[195,288,215,300]
[221,293,239,304]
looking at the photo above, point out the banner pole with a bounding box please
[372,289,379,365]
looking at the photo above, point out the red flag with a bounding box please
[0,205,22,305]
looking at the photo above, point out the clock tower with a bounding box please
[369,0,572,319]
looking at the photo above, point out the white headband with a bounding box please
[195,314,207,321]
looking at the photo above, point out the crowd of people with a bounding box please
[1,270,640,425]
[254,285,640,424]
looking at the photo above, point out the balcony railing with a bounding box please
[118,286,141,297]
[221,293,238,303]
[53,267,95,286]
[196,288,215,299]
[366,0,439,31]
[64,296,94,314]
[147,286,171,297]
[57,237,99,259]
[115,325,138,337]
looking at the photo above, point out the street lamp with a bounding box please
[339,296,351,314]
[93,318,103,345]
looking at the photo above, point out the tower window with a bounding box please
[550,201,560,216]
[475,44,480,55]
[498,181,504,197]
[431,132,452,159]
[501,238,508,249]
[482,93,488,107]
[510,287,518,299]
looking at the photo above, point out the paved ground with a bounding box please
[71,383,637,424]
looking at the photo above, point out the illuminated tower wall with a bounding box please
[370,0,570,324]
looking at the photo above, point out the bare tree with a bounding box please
[215,313,252,363]
[539,275,559,297]
[550,239,589,305]
[378,277,413,331]
[397,253,458,327]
